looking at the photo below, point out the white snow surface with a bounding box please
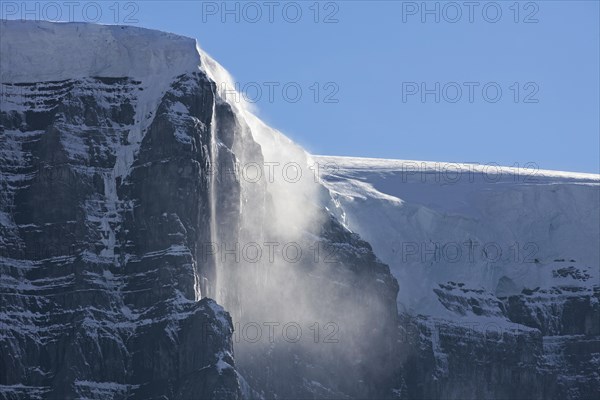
[317,156,600,316]
[0,20,200,84]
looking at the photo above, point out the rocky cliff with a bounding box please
[0,21,400,399]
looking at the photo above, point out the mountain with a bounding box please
[318,155,600,399]
[1,20,599,400]
[0,21,399,399]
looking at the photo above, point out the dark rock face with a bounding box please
[507,284,600,399]
[1,74,241,399]
[399,276,600,400]
[399,314,545,399]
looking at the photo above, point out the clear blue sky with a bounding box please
[3,1,599,173]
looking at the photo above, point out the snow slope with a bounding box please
[317,155,600,316]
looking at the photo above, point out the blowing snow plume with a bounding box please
[198,49,401,399]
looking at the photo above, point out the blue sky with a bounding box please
[3,1,599,173]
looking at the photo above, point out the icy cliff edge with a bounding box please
[0,20,201,84]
